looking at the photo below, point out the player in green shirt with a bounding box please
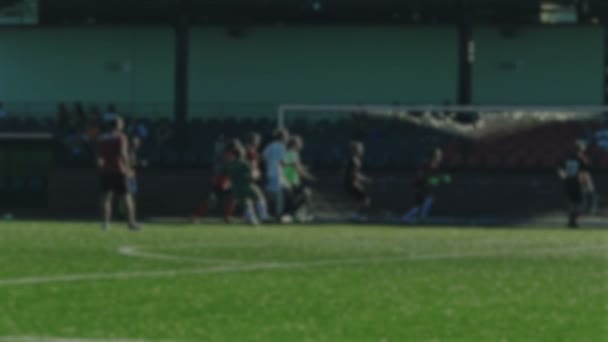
[223,142,268,225]
[282,136,315,221]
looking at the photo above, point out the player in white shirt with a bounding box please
[262,129,289,219]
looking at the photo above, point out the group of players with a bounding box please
[95,115,598,229]
[189,130,452,225]
[191,129,316,225]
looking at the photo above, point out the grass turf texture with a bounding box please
[0,222,606,342]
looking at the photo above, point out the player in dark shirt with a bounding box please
[558,143,587,228]
[344,141,372,218]
[576,141,599,215]
[96,116,139,230]
[192,137,235,223]
[402,148,451,223]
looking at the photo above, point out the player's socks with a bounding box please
[244,205,259,225]
[118,200,126,216]
[193,201,209,218]
[401,207,420,222]
[590,192,599,215]
[128,222,142,231]
[256,200,270,221]
[568,211,579,228]
[350,212,364,221]
[224,199,237,223]
[420,197,434,219]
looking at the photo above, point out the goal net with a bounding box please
[276,104,608,221]
[277,104,608,171]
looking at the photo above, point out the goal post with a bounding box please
[277,104,608,170]
[278,104,608,128]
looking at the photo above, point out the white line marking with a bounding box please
[118,246,240,265]
[159,242,269,250]
[0,337,172,342]
[0,245,603,287]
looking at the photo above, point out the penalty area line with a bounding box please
[0,336,176,342]
[0,244,602,287]
[117,246,241,265]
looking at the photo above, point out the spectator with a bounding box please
[129,118,149,140]
[57,102,69,130]
[103,104,118,123]
[84,116,102,143]
[89,104,102,123]
[0,102,7,118]
[73,102,86,129]
[64,127,84,158]
[156,119,173,145]
[596,128,608,150]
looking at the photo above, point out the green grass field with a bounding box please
[0,221,606,342]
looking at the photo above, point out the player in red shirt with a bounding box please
[96,116,140,230]
[191,137,236,223]
[242,132,270,221]
[401,148,451,223]
[245,132,262,181]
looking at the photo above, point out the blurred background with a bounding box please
[0,0,607,221]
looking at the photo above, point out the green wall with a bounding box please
[472,26,604,105]
[1,26,604,119]
[189,27,459,117]
[0,27,175,116]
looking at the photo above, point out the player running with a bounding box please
[126,136,147,195]
[118,136,147,217]
[344,141,372,219]
[245,132,262,182]
[262,129,289,219]
[223,141,269,225]
[401,148,451,223]
[557,143,588,228]
[576,141,599,215]
[96,116,140,230]
[191,135,233,223]
[283,135,315,221]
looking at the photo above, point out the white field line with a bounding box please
[118,246,241,264]
[0,337,172,342]
[157,242,269,250]
[117,239,572,266]
[0,244,603,288]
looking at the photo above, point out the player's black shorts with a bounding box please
[414,181,431,205]
[415,190,428,206]
[100,174,128,195]
[345,183,368,201]
[565,179,583,204]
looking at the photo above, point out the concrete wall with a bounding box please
[189,27,459,117]
[472,26,604,105]
[0,27,175,116]
[0,26,604,119]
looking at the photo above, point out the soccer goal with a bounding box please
[277,104,608,170]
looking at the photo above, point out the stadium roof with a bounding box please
[7,0,608,25]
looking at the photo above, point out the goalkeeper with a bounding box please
[402,148,451,223]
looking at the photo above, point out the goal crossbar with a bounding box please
[277,104,608,129]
